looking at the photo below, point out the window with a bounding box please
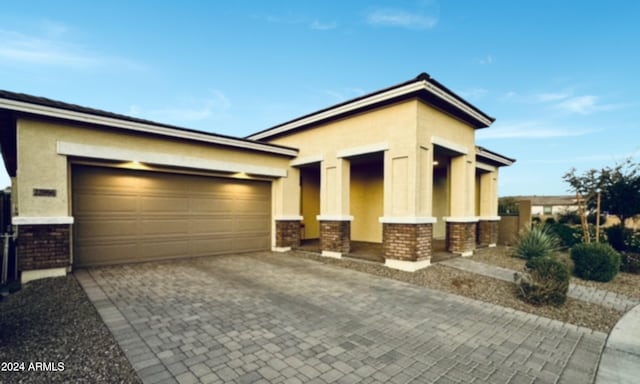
[543,205,553,215]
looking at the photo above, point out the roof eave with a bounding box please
[247,75,495,141]
[0,96,298,158]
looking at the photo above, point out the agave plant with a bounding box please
[514,225,560,260]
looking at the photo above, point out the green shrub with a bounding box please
[557,211,581,225]
[547,223,583,248]
[605,224,631,252]
[621,252,640,274]
[545,217,556,225]
[514,257,570,306]
[514,226,560,260]
[571,242,621,282]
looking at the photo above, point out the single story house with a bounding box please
[0,73,514,283]
[513,195,579,218]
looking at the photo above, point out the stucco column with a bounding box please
[380,148,436,272]
[273,168,303,252]
[446,154,477,256]
[317,158,352,258]
[477,169,500,247]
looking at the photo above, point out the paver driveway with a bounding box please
[76,252,607,384]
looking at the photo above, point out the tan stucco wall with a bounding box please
[16,118,294,218]
[416,102,476,218]
[350,162,383,242]
[268,100,419,219]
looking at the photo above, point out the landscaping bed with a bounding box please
[295,250,624,333]
[0,275,141,384]
[473,246,640,300]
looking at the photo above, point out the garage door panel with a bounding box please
[140,219,192,235]
[73,165,271,267]
[76,219,138,238]
[74,192,138,213]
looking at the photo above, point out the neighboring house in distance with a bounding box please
[0,73,514,283]
[514,195,579,219]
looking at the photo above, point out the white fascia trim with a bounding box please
[477,149,515,166]
[337,142,389,158]
[478,216,501,221]
[385,258,431,272]
[21,268,67,284]
[476,161,496,172]
[379,216,437,224]
[321,251,343,259]
[57,141,287,177]
[13,216,74,225]
[274,215,304,221]
[290,154,323,167]
[316,215,354,221]
[444,216,479,223]
[431,136,469,155]
[0,97,297,157]
[249,81,493,141]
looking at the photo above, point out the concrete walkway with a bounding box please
[77,252,608,384]
[440,257,640,312]
[440,256,640,384]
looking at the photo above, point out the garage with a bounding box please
[72,165,271,267]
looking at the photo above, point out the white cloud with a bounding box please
[0,28,142,70]
[535,92,570,102]
[473,55,494,65]
[129,91,231,124]
[366,8,438,29]
[310,20,337,30]
[554,95,621,114]
[323,87,366,102]
[457,88,488,99]
[477,121,596,139]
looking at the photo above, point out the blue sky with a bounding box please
[1,0,638,196]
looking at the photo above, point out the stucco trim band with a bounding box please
[444,216,479,223]
[13,216,74,225]
[385,258,431,272]
[431,136,469,155]
[316,215,354,221]
[336,142,389,158]
[57,141,287,177]
[274,215,304,221]
[478,216,501,221]
[476,161,496,172]
[321,251,343,259]
[21,268,67,284]
[290,155,323,167]
[379,216,437,224]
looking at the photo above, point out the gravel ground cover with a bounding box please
[473,246,640,300]
[0,275,141,384]
[295,251,624,333]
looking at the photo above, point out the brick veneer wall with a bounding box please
[320,221,350,254]
[477,220,499,247]
[446,221,477,254]
[383,223,432,262]
[275,220,301,249]
[17,224,71,270]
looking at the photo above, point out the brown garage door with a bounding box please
[72,165,271,267]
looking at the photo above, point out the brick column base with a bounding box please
[446,221,477,256]
[17,224,71,271]
[275,220,302,251]
[319,220,350,257]
[477,220,499,247]
[382,223,432,262]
